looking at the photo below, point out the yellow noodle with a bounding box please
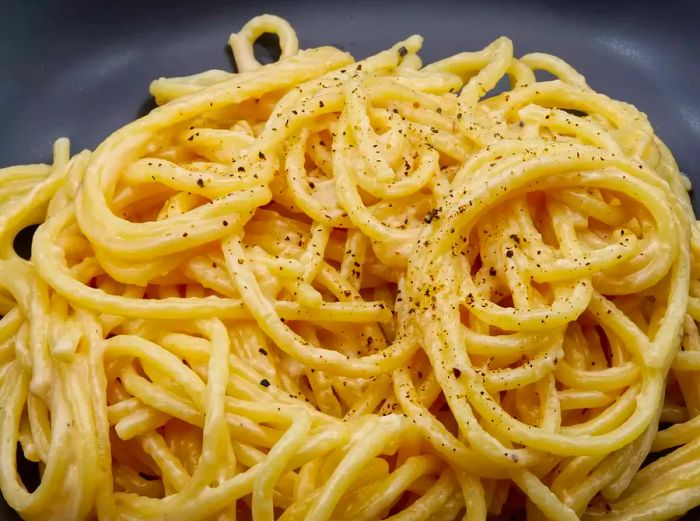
[1,14,699,521]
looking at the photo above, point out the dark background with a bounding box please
[1,0,700,519]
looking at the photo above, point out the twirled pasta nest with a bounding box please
[1,14,699,521]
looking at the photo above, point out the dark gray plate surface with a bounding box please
[1,0,700,519]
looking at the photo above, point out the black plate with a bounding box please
[1,0,700,519]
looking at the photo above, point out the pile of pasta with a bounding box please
[2,14,700,521]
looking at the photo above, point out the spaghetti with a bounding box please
[1,14,699,521]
